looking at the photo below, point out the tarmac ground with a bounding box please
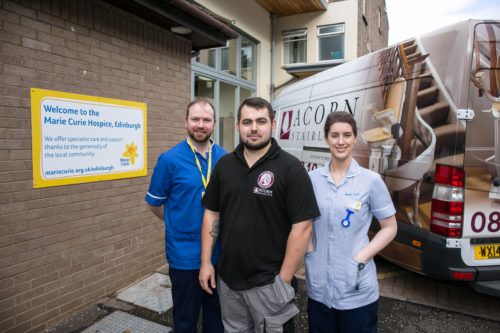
[43,257,500,333]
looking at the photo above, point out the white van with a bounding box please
[273,20,500,296]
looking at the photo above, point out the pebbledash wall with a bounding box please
[0,0,193,332]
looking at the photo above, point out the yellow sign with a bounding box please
[31,88,147,188]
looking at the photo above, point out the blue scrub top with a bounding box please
[145,139,226,269]
[305,158,395,310]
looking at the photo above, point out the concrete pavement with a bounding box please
[295,257,500,321]
[375,258,500,322]
[43,258,500,332]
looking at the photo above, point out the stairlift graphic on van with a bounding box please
[274,21,500,296]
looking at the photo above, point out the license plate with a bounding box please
[474,244,500,260]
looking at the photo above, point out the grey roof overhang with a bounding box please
[104,0,239,50]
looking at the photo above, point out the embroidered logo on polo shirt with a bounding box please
[253,171,274,196]
[258,171,274,188]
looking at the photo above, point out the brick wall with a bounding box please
[0,0,192,332]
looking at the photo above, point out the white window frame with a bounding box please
[282,28,307,66]
[317,23,345,62]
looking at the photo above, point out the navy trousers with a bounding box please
[307,297,378,333]
[169,267,224,333]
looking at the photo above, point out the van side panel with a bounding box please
[274,20,500,294]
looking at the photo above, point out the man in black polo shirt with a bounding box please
[199,97,320,333]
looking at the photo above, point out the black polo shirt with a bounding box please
[202,138,320,290]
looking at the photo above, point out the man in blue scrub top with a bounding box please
[145,99,226,333]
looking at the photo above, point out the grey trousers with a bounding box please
[218,275,299,333]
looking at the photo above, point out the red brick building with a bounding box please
[0,1,389,331]
[0,1,236,332]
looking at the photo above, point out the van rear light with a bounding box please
[452,271,475,281]
[434,164,465,187]
[431,164,465,238]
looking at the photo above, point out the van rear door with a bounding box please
[461,22,500,269]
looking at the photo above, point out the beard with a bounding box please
[187,128,212,144]
[241,136,272,151]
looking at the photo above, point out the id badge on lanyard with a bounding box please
[341,177,361,228]
[187,138,212,197]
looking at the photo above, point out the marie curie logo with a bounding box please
[121,142,139,166]
[280,110,293,140]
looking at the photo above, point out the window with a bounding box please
[194,75,215,111]
[192,31,257,148]
[193,75,255,151]
[221,40,237,76]
[219,82,237,152]
[194,34,257,84]
[317,24,344,62]
[196,49,216,68]
[241,37,255,81]
[282,29,307,65]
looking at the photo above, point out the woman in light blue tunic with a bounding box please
[305,112,397,333]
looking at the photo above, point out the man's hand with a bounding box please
[279,220,313,284]
[199,209,220,295]
[199,262,216,294]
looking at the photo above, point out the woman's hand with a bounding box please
[353,215,397,263]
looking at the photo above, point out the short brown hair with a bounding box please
[186,99,215,119]
[323,112,357,138]
[237,97,275,122]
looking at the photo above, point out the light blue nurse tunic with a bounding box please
[305,158,396,310]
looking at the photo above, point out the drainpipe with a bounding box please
[270,13,276,105]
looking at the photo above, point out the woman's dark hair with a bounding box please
[323,112,357,138]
